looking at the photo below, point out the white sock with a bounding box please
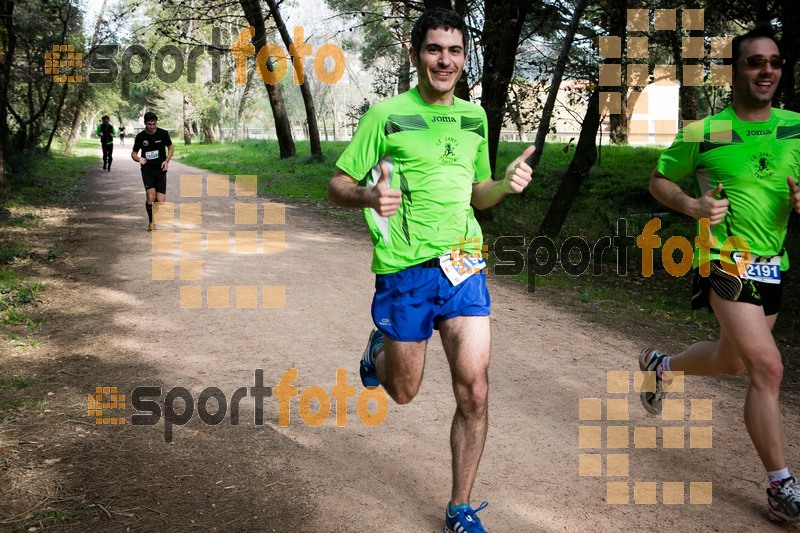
[769,468,791,488]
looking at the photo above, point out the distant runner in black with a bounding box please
[96,115,116,171]
[131,112,174,231]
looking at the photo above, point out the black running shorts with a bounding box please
[691,260,782,316]
[142,168,167,194]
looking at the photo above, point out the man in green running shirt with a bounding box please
[327,8,534,533]
[639,25,800,522]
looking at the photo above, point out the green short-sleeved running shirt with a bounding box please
[657,106,800,269]
[336,87,493,274]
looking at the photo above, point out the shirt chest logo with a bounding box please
[750,151,776,180]
[437,136,460,165]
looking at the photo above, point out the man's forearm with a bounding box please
[650,172,697,219]
[327,174,369,209]
[471,179,508,210]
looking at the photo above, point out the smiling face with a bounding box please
[409,27,465,106]
[732,37,782,119]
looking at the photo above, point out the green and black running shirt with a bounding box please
[336,87,492,274]
[657,106,800,269]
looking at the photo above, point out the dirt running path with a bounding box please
[3,154,799,532]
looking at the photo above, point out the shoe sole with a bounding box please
[639,349,663,415]
[769,507,800,522]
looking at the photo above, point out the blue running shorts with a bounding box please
[371,263,491,342]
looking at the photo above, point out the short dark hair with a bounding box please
[729,24,781,79]
[410,8,468,56]
[144,111,158,123]
[101,115,109,121]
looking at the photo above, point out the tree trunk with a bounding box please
[239,0,295,158]
[264,0,322,159]
[606,0,627,144]
[0,0,15,184]
[45,81,69,152]
[183,94,192,145]
[66,0,106,155]
[778,1,800,111]
[530,0,588,168]
[537,88,601,238]
[480,0,534,174]
[201,121,216,143]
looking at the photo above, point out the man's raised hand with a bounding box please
[369,164,402,217]
[504,145,535,194]
[694,183,729,225]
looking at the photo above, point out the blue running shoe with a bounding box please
[359,327,383,388]
[445,502,489,533]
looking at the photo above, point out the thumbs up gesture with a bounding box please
[368,164,402,217]
[789,177,800,214]
[503,145,536,194]
[693,183,729,225]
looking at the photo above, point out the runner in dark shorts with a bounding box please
[96,115,116,171]
[131,112,173,231]
[638,25,800,522]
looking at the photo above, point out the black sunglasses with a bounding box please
[742,55,785,69]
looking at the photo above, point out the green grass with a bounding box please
[180,140,350,201]
[0,371,30,390]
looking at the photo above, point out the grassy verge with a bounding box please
[0,139,96,348]
[177,138,800,355]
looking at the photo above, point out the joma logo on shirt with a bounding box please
[431,116,456,123]
[746,129,771,136]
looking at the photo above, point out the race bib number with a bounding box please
[145,150,159,160]
[733,253,781,284]
[439,252,486,286]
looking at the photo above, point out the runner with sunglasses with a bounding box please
[639,25,800,521]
